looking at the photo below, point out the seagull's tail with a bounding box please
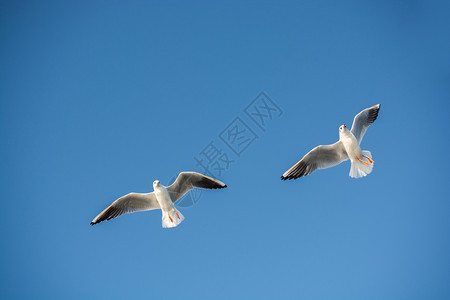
[162,207,185,228]
[349,150,374,178]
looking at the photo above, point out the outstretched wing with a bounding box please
[281,141,348,180]
[167,172,227,203]
[350,104,381,144]
[90,192,159,225]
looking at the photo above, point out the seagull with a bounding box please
[281,104,381,180]
[91,172,227,228]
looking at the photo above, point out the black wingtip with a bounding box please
[281,175,300,181]
[91,219,102,226]
[211,184,227,189]
[281,175,298,181]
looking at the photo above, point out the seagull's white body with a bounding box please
[281,104,380,180]
[153,182,172,211]
[339,126,361,160]
[91,172,227,228]
[153,181,185,228]
[339,125,374,178]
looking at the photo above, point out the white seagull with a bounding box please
[281,104,381,180]
[91,172,227,228]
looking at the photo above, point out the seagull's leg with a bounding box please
[357,157,371,166]
[175,212,180,219]
[168,215,173,223]
[363,155,374,164]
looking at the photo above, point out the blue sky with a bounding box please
[1,1,450,299]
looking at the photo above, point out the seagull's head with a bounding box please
[153,180,160,187]
[339,124,347,132]
[339,124,349,138]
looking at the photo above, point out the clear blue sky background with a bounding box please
[1,1,449,299]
